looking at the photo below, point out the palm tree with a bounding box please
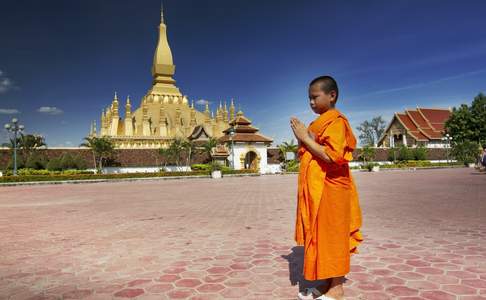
[278,139,298,161]
[80,136,115,171]
[2,134,46,169]
[182,139,196,166]
[81,137,97,169]
[168,138,186,167]
[19,134,47,161]
[202,137,218,162]
[158,147,172,169]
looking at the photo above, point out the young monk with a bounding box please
[290,76,363,300]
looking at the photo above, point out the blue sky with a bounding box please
[1,0,485,146]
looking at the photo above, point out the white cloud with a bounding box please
[37,106,64,115]
[0,109,20,114]
[195,99,211,106]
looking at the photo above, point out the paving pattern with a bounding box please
[0,168,485,299]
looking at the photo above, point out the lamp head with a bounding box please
[11,118,18,124]
[4,123,11,130]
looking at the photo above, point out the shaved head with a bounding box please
[309,75,339,103]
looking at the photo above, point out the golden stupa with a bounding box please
[89,7,238,149]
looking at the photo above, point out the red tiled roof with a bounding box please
[229,115,252,126]
[395,113,429,141]
[219,133,273,143]
[397,113,418,131]
[406,110,429,128]
[380,107,451,145]
[432,123,445,131]
[420,128,442,139]
[220,112,273,144]
[418,108,451,127]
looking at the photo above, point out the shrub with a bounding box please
[451,141,480,165]
[209,161,222,171]
[60,153,77,170]
[288,159,300,172]
[359,146,376,163]
[191,164,210,171]
[397,145,413,161]
[413,146,428,160]
[17,168,48,176]
[72,155,88,170]
[6,157,25,170]
[388,147,398,162]
[25,154,47,170]
[363,162,379,172]
[46,158,63,171]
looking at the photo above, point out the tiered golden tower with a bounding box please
[89,7,241,149]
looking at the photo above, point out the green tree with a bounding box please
[19,134,47,162]
[445,93,486,164]
[470,92,486,144]
[445,104,475,143]
[451,140,480,165]
[445,93,486,144]
[25,153,47,170]
[46,157,62,171]
[359,146,376,164]
[356,116,386,146]
[80,136,115,171]
[202,137,218,162]
[397,145,412,162]
[167,138,186,166]
[412,146,428,161]
[182,139,196,166]
[278,139,298,161]
[2,134,46,165]
[158,147,171,169]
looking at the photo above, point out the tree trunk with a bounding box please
[99,157,103,173]
[92,151,97,171]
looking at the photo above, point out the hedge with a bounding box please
[0,169,258,183]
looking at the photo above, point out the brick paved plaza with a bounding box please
[0,168,485,300]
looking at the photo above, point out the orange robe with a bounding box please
[295,109,363,281]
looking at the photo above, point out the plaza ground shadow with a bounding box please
[282,246,338,293]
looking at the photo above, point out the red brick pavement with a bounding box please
[0,168,485,299]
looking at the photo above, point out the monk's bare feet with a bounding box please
[324,277,344,299]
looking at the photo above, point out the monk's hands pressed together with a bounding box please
[290,117,314,143]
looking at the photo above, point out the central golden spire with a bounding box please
[150,3,181,96]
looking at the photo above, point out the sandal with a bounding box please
[315,295,344,300]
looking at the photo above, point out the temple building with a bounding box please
[88,8,241,149]
[378,107,452,148]
[218,112,273,172]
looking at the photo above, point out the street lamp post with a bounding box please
[441,133,453,164]
[228,126,235,169]
[4,118,24,176]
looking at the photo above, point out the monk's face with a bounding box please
[308,84,336,114]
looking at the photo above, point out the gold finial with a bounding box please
[191,100,195,109]
[204,100,210,113]
[160,0,165,24]
[126,95,131,105]
[113,91,118,101]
